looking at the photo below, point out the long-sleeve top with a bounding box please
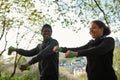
[61,37,117,80]
[15,38,59,77]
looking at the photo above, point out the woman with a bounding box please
[53,20,117,80]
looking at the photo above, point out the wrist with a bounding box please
[26,62,31,66]
[74,52,78,57]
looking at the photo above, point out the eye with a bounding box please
[43,29,51,33]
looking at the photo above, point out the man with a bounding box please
[9,24,59,80]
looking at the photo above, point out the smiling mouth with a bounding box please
[44,34,50,38]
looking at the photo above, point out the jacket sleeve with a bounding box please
[28,40,59,65]
[61,43,89,53]
[77,37,115,56]
[15,44,41,57]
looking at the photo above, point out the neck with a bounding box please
[94,35,106,40]
[43,37,51,42]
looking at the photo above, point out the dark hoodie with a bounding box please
[15,38,59,79]
[61,36,117,80]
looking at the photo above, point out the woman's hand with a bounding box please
[65,50,78,58]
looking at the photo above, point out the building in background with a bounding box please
[114,37,120,47]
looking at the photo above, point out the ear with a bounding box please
[100,27,104,36]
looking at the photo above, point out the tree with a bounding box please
[0,0,44,77]
[113,47,120,79]
[0,0,120,78]
[33,0,120,32]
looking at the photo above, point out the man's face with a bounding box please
[89,22,103,38]
[41,27,52,40]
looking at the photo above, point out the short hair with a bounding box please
[41,24,52,32]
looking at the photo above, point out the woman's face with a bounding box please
[89,22,104,39]
[41,27,52,40]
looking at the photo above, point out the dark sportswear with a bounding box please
[15,38,59,80]
[61,37,117,80]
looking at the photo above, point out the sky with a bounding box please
[52,24,120,47]
[52,25,91,47]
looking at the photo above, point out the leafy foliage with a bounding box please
[113,47,120,79]
[0,0,120,79]
[52,0,120,32]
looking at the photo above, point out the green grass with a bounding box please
[0,74,33,80]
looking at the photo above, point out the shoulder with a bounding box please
[51,38,59,44]
[104,36,114,41]
[37,44,42,49]
[51,38,58,42]
[103,36,115,43]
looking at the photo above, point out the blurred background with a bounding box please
[0,0,120,80]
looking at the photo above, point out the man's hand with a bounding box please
[53,46,59,53]
[20,63,30,72]
[8,46,16,55]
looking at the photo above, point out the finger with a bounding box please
[53,48,58,53]
[53,47,57,52]
[65,53,69,58]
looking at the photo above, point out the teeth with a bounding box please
[45,35,48,36]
